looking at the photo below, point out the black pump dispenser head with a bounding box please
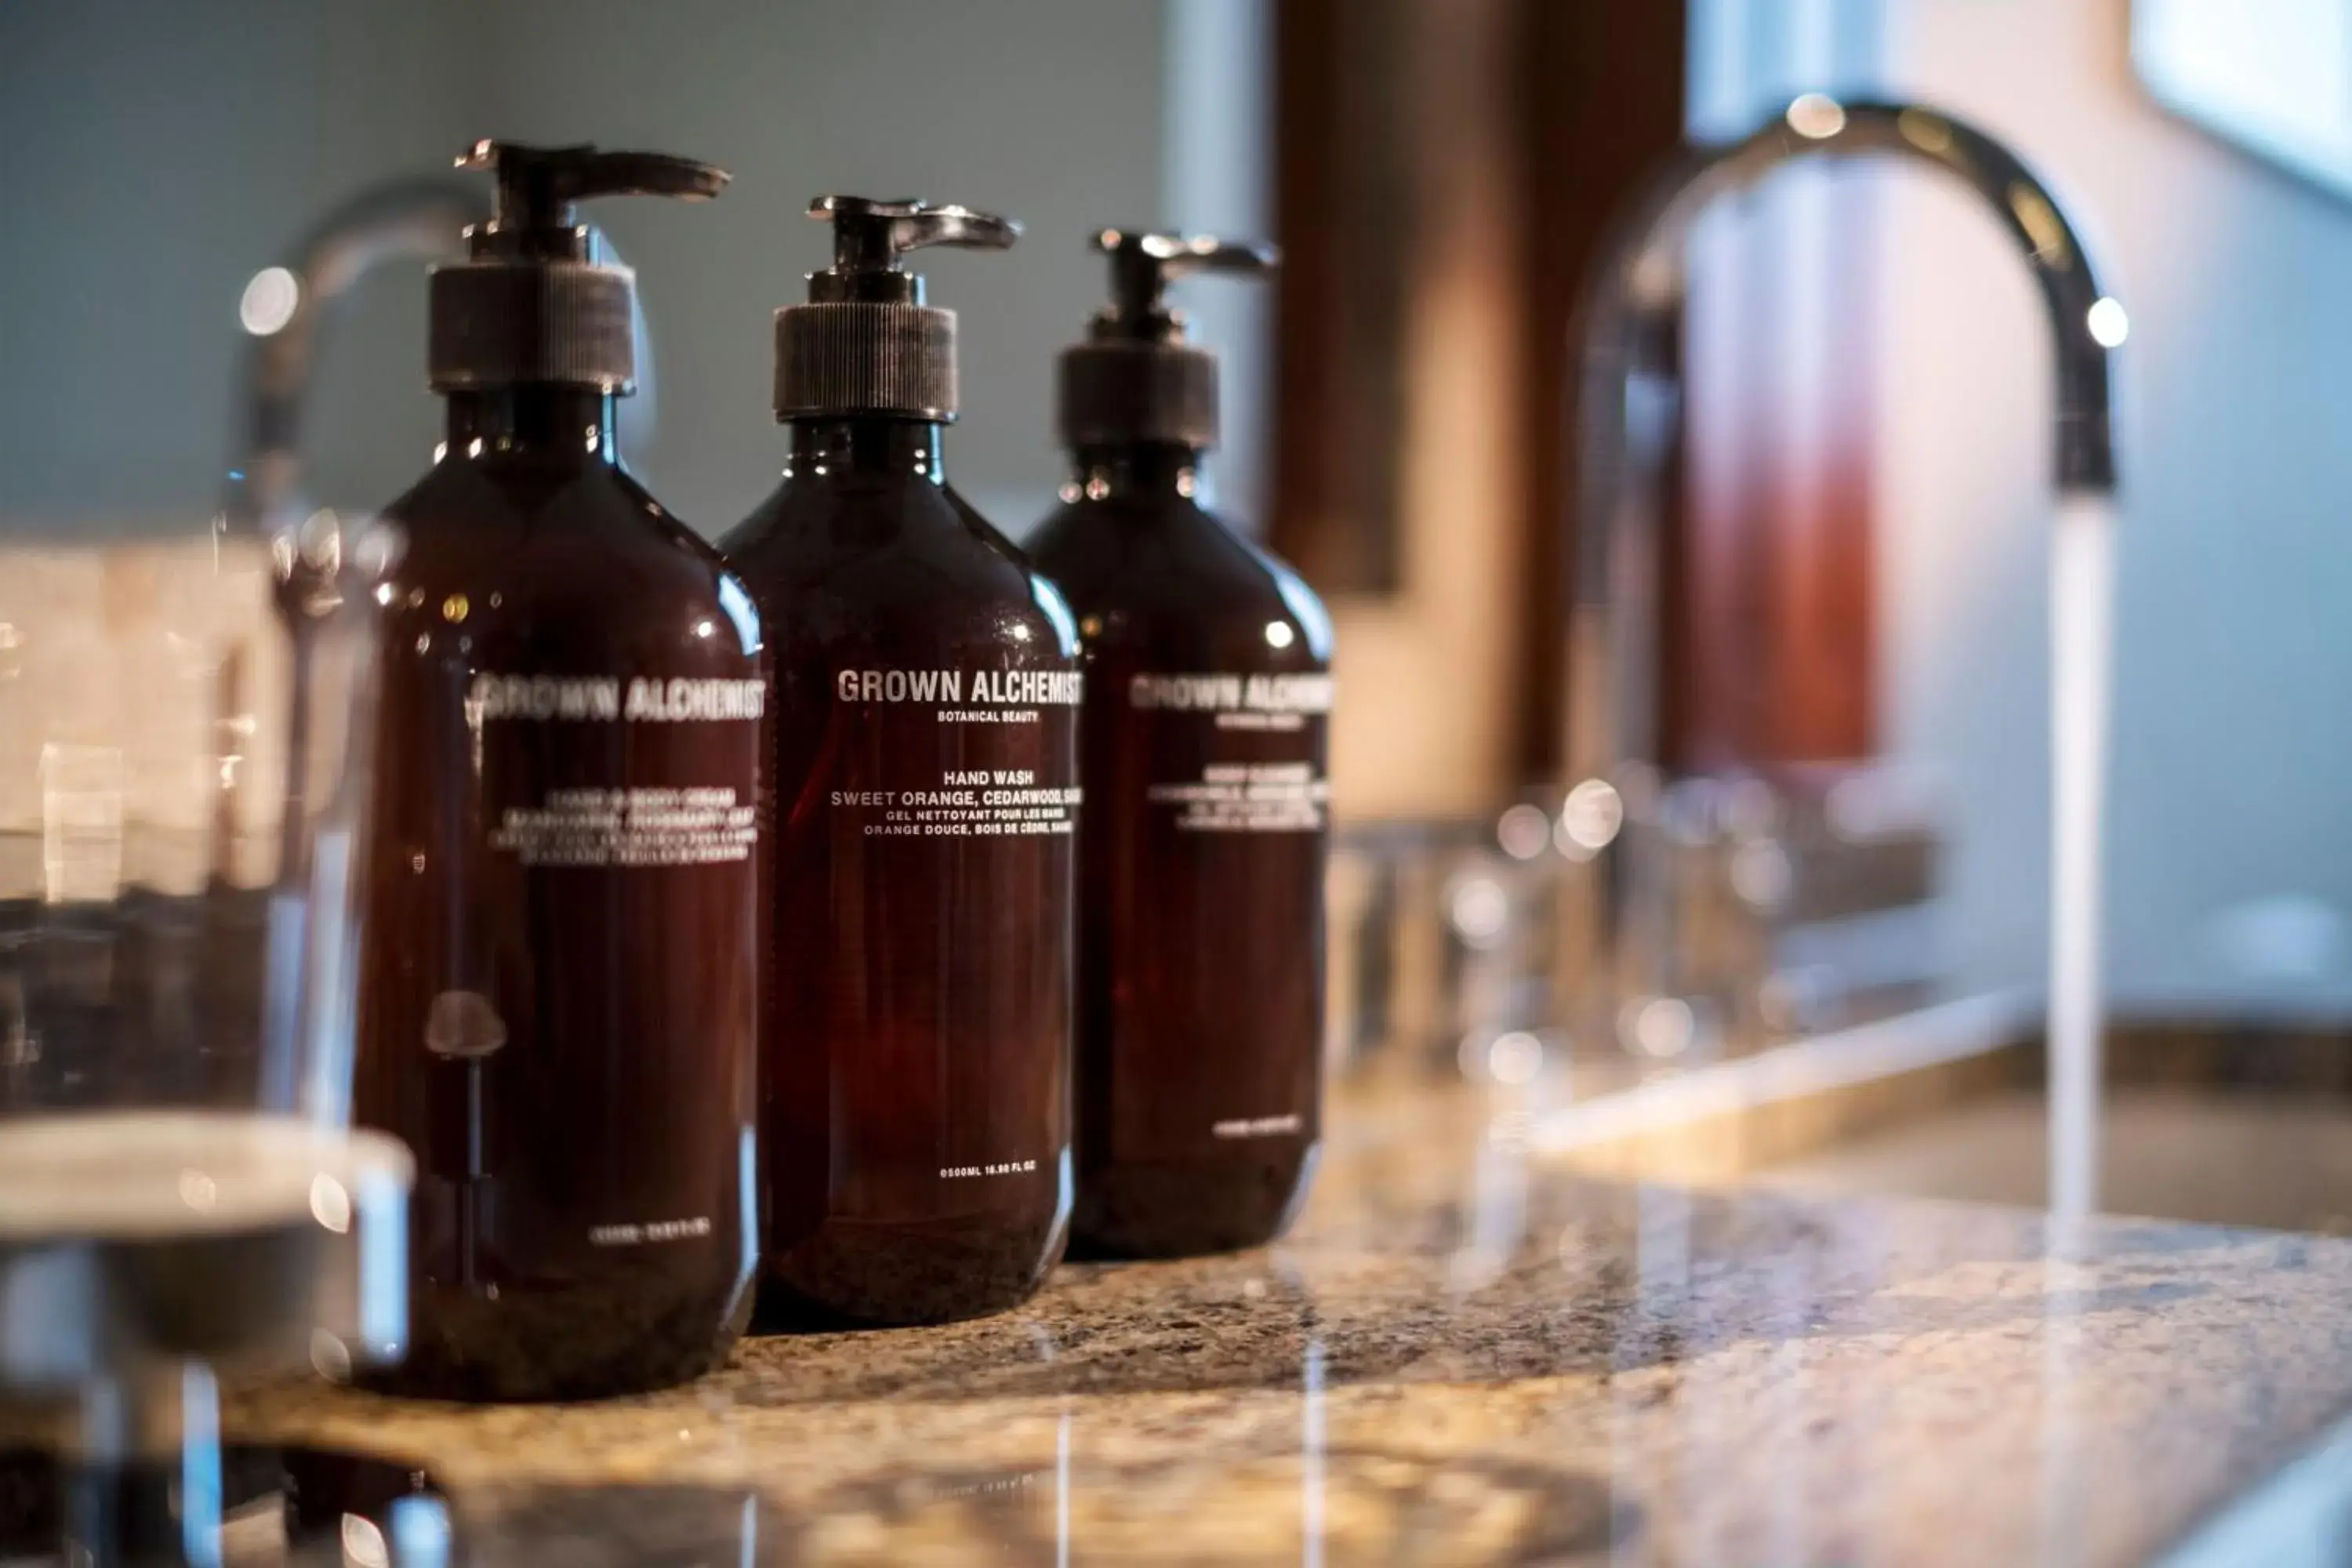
[1058,230,1278,451]
[429,140,728,394]
[774,196,1020,422]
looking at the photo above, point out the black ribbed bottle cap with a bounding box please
[1056,230,1276,451]
[1058,340,1219,448]
[772,196,1018,423]
[774,301,959,420]
[426,140,726,393]
[430,263,636,392]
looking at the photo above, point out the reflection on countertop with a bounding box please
[226,1078,2352,1566]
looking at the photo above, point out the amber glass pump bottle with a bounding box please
[1029,232,1332,1258]
[723,197,1078,1326]
[352,142,764,1399]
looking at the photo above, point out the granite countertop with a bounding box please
[230,1083,2352,1566]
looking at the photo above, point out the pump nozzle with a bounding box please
[774,194,1022,420]
[1059,230,1277,450]
[430,139,728,392]
[804,196,1019,303]
[456,140,728,259]
[1091,230,1279,343]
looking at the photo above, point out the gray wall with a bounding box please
[0,0,1170,539]
[0,2,466,531]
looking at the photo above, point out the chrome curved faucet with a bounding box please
[210,180,484,899]
[1568,94,2118,778]
[219,178,488,543]
[1562,95,2122,1089]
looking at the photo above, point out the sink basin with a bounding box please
[1756,1087,2352,1235]
[1530,997,2352,1236]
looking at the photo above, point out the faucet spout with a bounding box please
[219,179,489,539]
[1558,96,2122,1103]
[210,180,485,902]
[1567,94,2119,777]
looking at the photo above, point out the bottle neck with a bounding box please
[441,387,620,465]
[1065,442,1212,506]
[785,419,947,485]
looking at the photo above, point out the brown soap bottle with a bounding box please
[1028,233,1331,1258]
[351,142,764,1399]
[723,198,1077,1326]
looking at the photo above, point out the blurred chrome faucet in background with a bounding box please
[1331,97,2123,1118]
[211,180,485,898]
[1562,95,2122,1063]
[219,177,488,550]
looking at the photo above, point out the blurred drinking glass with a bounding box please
[0,519,410,1566]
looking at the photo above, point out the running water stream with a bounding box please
[2048,495,2117,1230]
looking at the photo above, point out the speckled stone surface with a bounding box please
[222,1087,2352,1566]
